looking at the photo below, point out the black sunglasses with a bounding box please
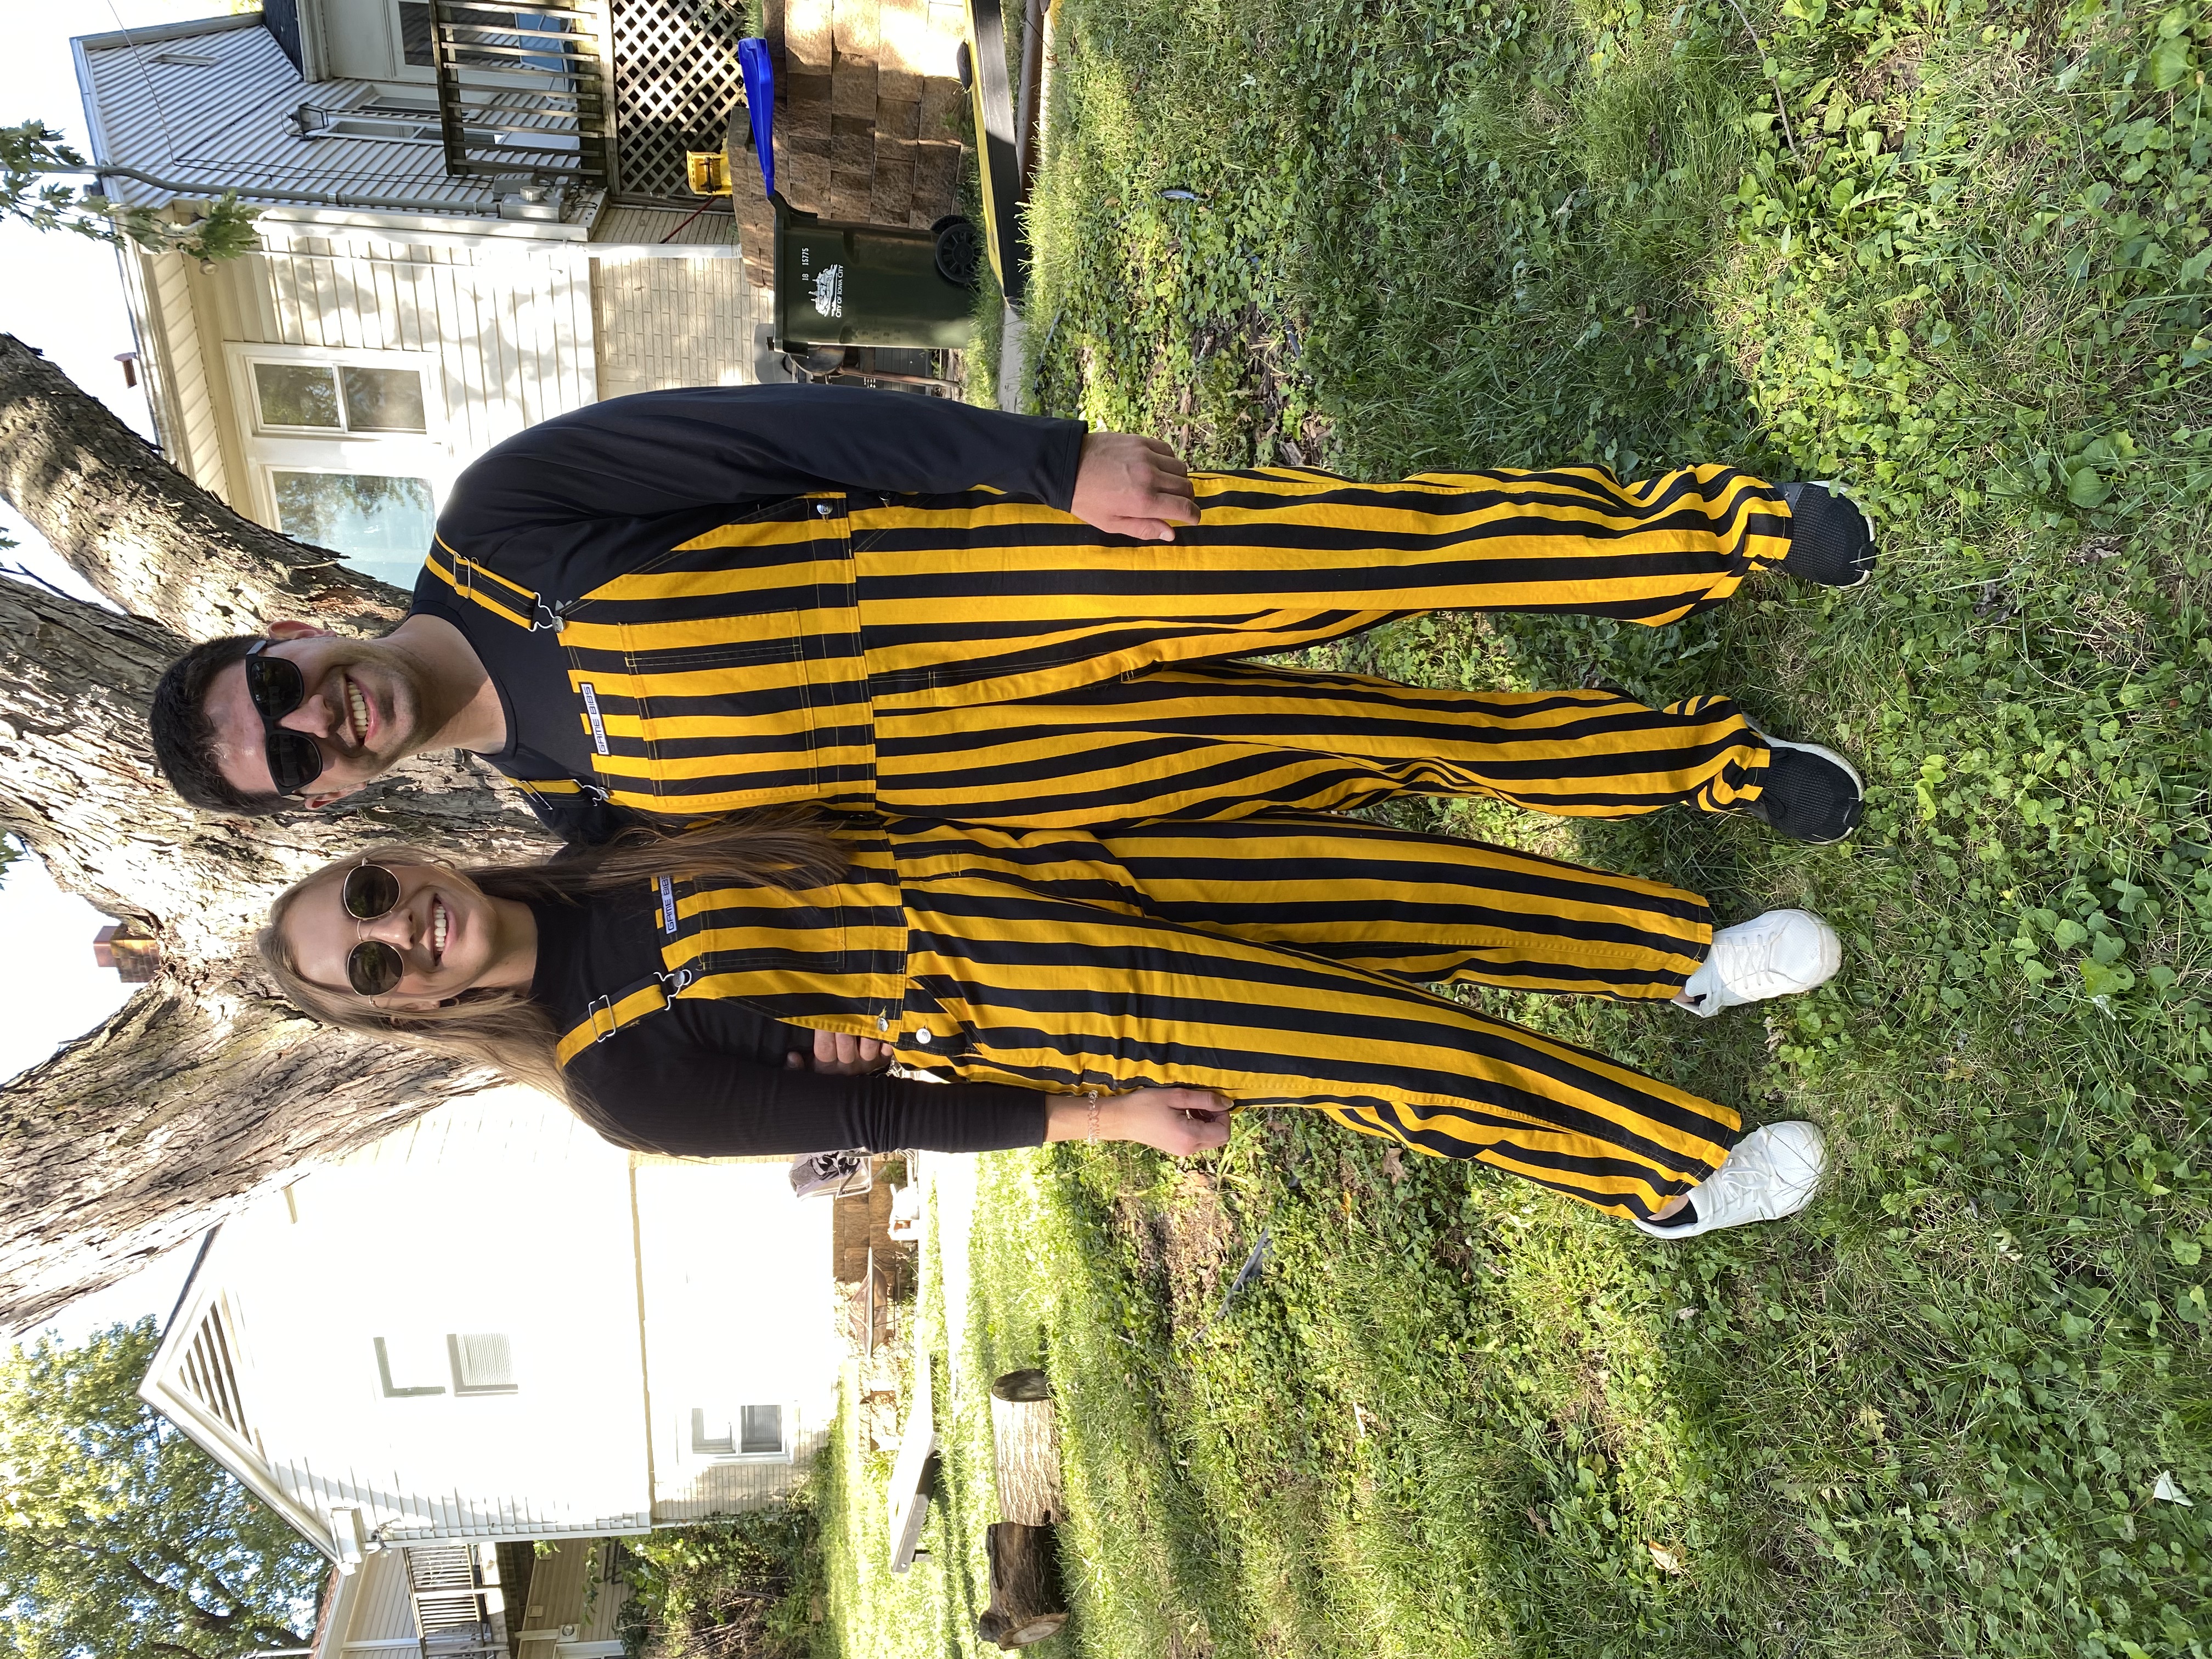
[341,861,407,997]
[243,641,326,797]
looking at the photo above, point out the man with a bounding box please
[150,386,1874,844]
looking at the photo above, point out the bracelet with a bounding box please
[1085,1089,1100,1146]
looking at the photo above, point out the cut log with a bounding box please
[989,1371,1063,1526]
[975,1522,1065,1649]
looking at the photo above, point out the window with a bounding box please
[448,1333,518,1395]
[375,1334,445,1397]
[691,1404,786,1458]
[314,115,443,144]
[373,1333,518,1397]
[253,363,427,434]
[398,3,573,72]
[230,347,448,591]
[741,1404,785,1454]
[270,472,436,583]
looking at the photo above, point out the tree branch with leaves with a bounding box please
[2,121,259,264]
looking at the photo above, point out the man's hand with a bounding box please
[1069,432,1200,542]
[1045,1086,1233,1154]
[787,1029,896,1075]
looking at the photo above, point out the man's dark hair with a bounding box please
[149,636,286,816]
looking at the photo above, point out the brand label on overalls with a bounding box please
[578,682,609,755]
[812,263,844,318]
[658,875,678,935]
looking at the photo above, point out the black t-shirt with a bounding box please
[529,895,1048,1158]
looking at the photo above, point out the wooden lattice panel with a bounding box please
[610,0,755,198]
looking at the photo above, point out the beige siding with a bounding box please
[127,247,232,502]
[591,255,768,397]
[338,1549,419,1646]
[201,230,598,464]
[592,205,738,249]
[512,1538,627,1647]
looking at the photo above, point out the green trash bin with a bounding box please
[773,194,979,353]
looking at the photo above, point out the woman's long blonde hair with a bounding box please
[257,810,849,1115]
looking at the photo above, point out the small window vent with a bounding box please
[178,1301,254,1446]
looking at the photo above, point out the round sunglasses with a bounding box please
[243,641,326,797]
[340,861,407,997]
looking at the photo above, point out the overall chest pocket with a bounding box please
[566,611,830,813]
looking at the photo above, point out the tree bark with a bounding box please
[0,334,556,1332]
[0,334,399,640]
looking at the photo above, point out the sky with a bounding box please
[2,0,251,1345]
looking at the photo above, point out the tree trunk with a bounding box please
[975,1523,1066,1649]
[989,1372,1064,1527]
[0,334,556,1331]
[0,334,399,640]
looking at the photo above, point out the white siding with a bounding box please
[142,1094,844,1557]
[79,21,504,216]
[634,1161,838,1522]
[157,1093,657,1548]
[124,245,233,501]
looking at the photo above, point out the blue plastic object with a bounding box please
[737,38,776,199]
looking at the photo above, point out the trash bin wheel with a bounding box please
[933,216,984,288]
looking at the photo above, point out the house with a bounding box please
[138,1091,843,1568]
[71,0,970,591]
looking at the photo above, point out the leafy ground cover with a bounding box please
[895,0,2212,1653]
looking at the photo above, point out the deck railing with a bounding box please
[407,1545,505,1659]
[426,0,616,190]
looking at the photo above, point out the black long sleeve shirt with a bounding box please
[530,894,1049,1158]
[412,386,1088,843]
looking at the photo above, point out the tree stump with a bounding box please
[975,1522,1065,1648]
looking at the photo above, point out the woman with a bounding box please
[261,811,1835,1238]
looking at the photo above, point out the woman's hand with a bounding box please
[786,1029,895,1075]
[1045,1087,1232,1155]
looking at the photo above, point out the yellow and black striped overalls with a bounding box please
[549,814,1743,1221]
[425,465,1792,830]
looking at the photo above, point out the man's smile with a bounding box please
[343,677,371,747]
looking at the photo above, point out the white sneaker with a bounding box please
[1630,1121,1827,1239]
[1673,908,1841,1017]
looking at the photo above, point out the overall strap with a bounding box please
[424,537,572,634]
[554,966,697,1068]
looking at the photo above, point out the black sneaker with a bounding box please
[1778,482,1875,587]
[1739,737,1864,843]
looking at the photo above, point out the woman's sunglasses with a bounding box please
[341,862,407,997]
[244,641,326,797]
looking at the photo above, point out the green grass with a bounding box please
[905,0,2212,1652]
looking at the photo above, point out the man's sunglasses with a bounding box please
[243,641,326,797]
[341,861,407,998]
